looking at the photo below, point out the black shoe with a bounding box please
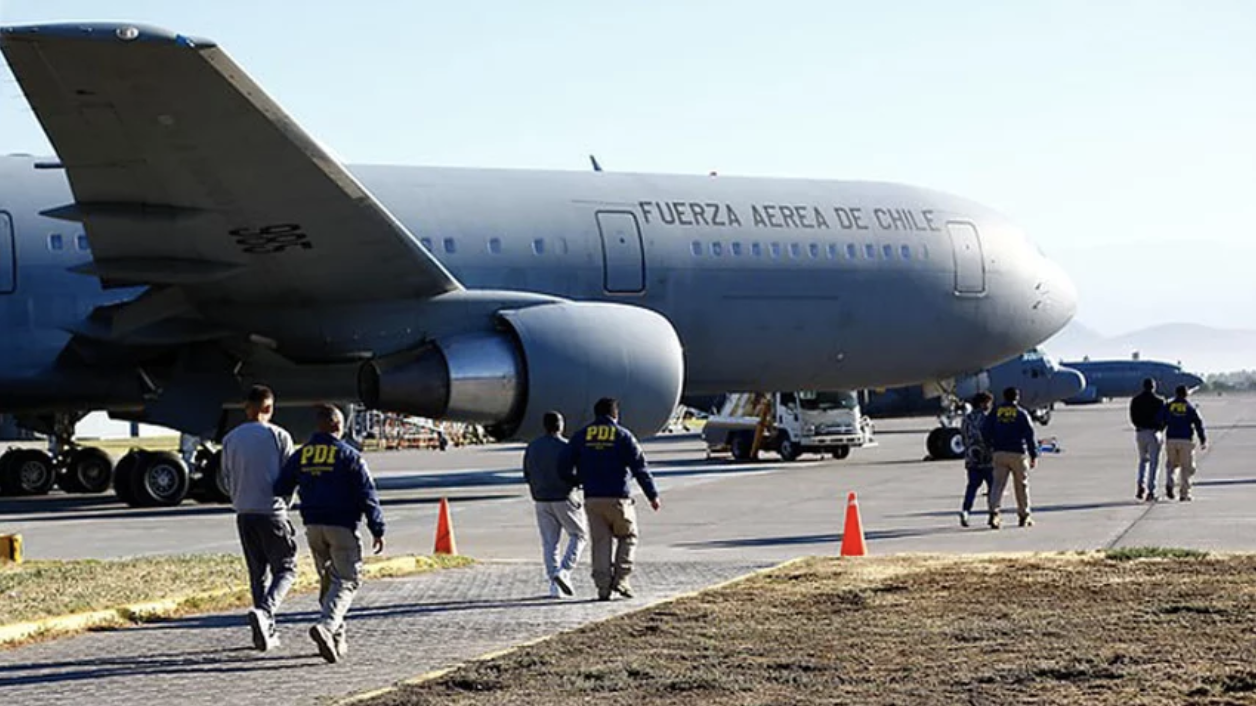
[1019,515,1034,528]
[1166,485,1176,500]
[597,592,612,602]
[1136,485,1146,500]
[988,513,1001,530]
[310,625,339,664]
[959,511,970,528]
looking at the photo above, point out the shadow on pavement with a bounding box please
[0,646,314,687]
[675,526,945,548]
[897,500,1136,518]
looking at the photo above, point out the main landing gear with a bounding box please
[0,414,227,508]
[0,414,115,496]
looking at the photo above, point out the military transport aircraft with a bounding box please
[1062,358,1203,405]
[0,22,1076,506]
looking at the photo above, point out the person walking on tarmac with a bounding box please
[1161,385,1207,502]
[221,384,297,652]
[1129,378,1167,501]
[523,411,588,598]
[275,404,385,664]
[959,392,995,528]
[982,387,1040,528]
[563,398,660,601]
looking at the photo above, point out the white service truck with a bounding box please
[702,390,873,461]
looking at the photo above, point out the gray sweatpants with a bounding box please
[235,513,298,618]
[1135,429,1163,490]
[534,497,589,580]
[305,524,364,635]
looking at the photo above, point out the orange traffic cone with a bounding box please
[434,497,457,555]
[839,491,868,557]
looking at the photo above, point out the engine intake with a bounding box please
[358,301,684,440]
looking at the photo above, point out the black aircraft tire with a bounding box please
[192,451,230,504]
[3,449,56,496]
[66,448,114,494]
[0,451,17,496]
[130,451,190,507]
[113,451,143,506]
[925,428,942,459]
[943,428,966,460]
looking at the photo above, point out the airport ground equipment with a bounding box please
[702,391,873,462]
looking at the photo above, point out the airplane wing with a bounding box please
[0,23,461,306]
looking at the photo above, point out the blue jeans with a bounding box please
[962,467,994,513]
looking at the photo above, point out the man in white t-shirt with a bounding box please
[222,385,296,651]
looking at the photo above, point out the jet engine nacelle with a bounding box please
[358,302,685,440]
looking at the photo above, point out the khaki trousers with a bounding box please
[1165,439,1197,498]
[305,524,363,635]
[584,497,638,594]
[991,452,1031,518]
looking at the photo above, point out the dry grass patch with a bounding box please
[363,552,1256,706]
[1,553,471,627]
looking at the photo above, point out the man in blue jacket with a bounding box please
[1160,385,1207,502]
[564,398,661,601]
[982,387,1039,528]
[275,404,385,664]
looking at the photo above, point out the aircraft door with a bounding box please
[946,221,986,295]
[595,210,646,293]
[0,212,13,294]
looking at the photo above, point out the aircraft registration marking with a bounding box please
[228,223,312,254]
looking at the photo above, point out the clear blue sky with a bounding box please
[2,1,1254,334]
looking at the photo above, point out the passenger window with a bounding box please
[443,238,457,254]
[864,243,876,259]
[751,242,763,257]
[900,244,911,259]
[488,237,503,254]
[532,238,546,255]
[827,243,838,260]
[711,241,723,257]
[788,243,801,259]
[48,234,63,251]
[77,234,90,251]
[808,243,820,259]
[731,242,743,257]
[846,243,857,259]
[691,240,703,256]
[770,242,782,259]
[882,244,894,259]
[420,237,433,251]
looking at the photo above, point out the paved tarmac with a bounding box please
[3,393,1253,561]
[0,394,1252,704]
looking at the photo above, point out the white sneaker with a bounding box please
[247,609,267,651]
[548,580,562,599]
[553,570,574,596]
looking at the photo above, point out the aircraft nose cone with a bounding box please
[1036,257,1078,337]
[1182,373,1205,390]
[1051,367,1087,401]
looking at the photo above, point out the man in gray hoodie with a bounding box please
[222,385,297,651]
[523,411,588,598]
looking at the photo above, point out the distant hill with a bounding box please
[1045,322,1256,374]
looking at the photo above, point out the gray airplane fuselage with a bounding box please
[0,154,1075,431]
